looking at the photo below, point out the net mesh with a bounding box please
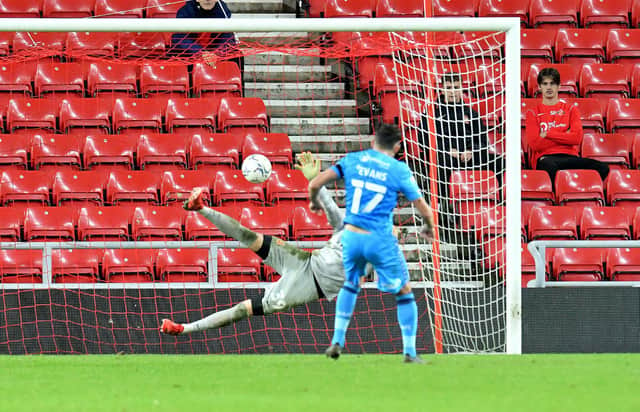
[0,21,506,353]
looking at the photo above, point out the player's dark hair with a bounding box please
[441,72,462,85]
[375,123,402,150]
[537,67,560,86]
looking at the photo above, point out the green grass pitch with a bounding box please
[2,354,639,412]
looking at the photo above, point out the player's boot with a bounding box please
[403,354,427,364]
[160,319,184,335]
[183,188,206,211]
[325,343,342,360]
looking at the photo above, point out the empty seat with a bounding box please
[356,56,394,91]
[375,0,425,17]
[554,169,605,206]
[529,0,579,28]
[94,0,145,18]
[527,64,579,97]
[52,170,106,206]
[189,133,241,169]
[579,64,630,99]
[102,249,155,282]
[633,64,640,97]
[241,132,292,165]
[522,170,554,204]
[86,61,138,97]
[0,0,41,17]
[581,133,631,168]
[145,0,183,18]
[31,134,84,171]
[136,133,188,171]
[324,0,373,17]
[520,29,556,66]
[265,168,308,205]
[606,248,640,281]
[239,206,289,238]
[213,169,265,205]
[291,206,334,240]
[6,98,57,132]
[607,99,640,134]
[552,247,604,281]
[580,0,631,28]
[43,0,92,17]
[0,207,24,241]
[565,98,605,132]
[217,97,269,132]
[554,29,606,65]
[13,32,66,58]
[432,0,475,17]
[139,63,189,97]
[0,170,51,206]
[449,170,500,203]
[24,206,75,241]
[77,206,131,241]
[83,134,136,171]
[59,97,111,134]
[217,248,261,282]
[0,250,42,284]
[131,206,183,241]
[52,249,101,283]
[521,246,538,287]
[156,248,208,282]
[0,62,34,98]
[165,97,219,132]
[65,32,116,58]
[607,29,640,65]
[606,169,640,206]
[380,93,423,126]
[117,32,166,59]
[106,170,161,205]
[581,206,631,239]
[160,169,213,207]
[0,134,30,170]
[528,206,578,240]
[478,0,529,26]
[112,98,164,132]
[634,0,640,27]
[192,61,242,97]
[184,206,243,240]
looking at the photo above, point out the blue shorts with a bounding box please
[341,229,410,294]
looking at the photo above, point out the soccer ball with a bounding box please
[241,154,272,183]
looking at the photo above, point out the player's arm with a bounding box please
[544,106,583,145]
[399,165,435,242]
[296,152,344,229]
[308,166,339,214]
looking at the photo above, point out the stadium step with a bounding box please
[245,82,344,99]
[264,99,356,117]
[234,13,296,19]
[236,32,312,46]
[244,51,321,66]
[270,117,370,135]
[288,134,372,152]
[244,65,333,82]
[226,0,295,13]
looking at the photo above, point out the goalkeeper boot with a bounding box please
[403,354,427,364]
[183,188,206,211]
[325,343,342,360]
[160,319,184,336]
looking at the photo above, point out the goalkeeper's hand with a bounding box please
[295,151,321,181]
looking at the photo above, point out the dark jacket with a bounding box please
[170,0,236,56]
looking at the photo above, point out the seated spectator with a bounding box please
[525,67,609,184]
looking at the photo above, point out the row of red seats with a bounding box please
[0,247,278,284]
[522,246,640,282]
[0,132,292,171]
[0,0,181,19]
[0,96,268,134]
[0,61,242,99]
[0,203,332,243]
[0,168,309,207]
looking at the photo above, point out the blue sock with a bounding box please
[396,293,418,357]
[331,283,360,347]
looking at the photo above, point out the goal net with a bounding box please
[0,16,520,354]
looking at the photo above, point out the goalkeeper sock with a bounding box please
[396,292,418,358]
[182,302,250,334]
[198,208,258,247]
[331,283,360,347]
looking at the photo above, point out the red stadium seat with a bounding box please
[156,248,209,282]
[31,134,83,171]
[607,29,640,65]
[355,56,393,91]
[432,0,475,16]
[117,32,166,59]
[0,250,42,284]
[217,97,269,132]
[43,0,93,17]
[472,206,506,241]
[0,207,24,241]
[24,206,75,241]
[632,64,640,97]
[83,134,136,171]
[112,98,164,133]
[52,249,102,283]
[375,0,425,17]
[291,206,334,240]
[160,169,213,207]
[239,206,289,239]
[77,206,131,241]
[607,99,640,134]
[217,248,261,282]
[106,170,161,205]
[184,205,243,240]
[136,133,188,171]
[265,168,308,205]
[554,29,607,65]
[528,206,578,240]
[579,64,630,99]
[522,170,554,204]
[478,0,529,26]
[380,93,423,126]
[581,206,632,240]
[449,170,500,202]
[6,98,57,132]
[0,0,41,17]
[564,98,605,132]
[12,32,66,58]
[554,169,605,207]
[521,246,538,287]
[529,0,579,28]
[241,132,292,165]
[52,170,106,206]
[192,61,242,97]
[0,62,34,98]
[59,97,111,134]
[520,29,555,66]
[0,170,51,206]
[189,133,241,169]
[527,64,579,97]
[606,248,640,280]
[632,133,640,167]
[606,169,640,206]
[551,247,604,281]
[0,134,30,170]
[139,63,189,97]
[213,169,265,205]
[165,97,219,133]
[65,32,116,58]
[86,61,137,97]
[456,32,505,62]
[145,0,183,18]
[580,0,632,28]
[131,206,183,241]
[94,0,145,18]
[632,208,640,238]
[581,133,631,168]
[102,249,156,282]
[324,0,373,17]
[634,0,640,27]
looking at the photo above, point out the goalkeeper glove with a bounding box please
[295,151,321,181]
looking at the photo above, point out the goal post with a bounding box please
[0,17,521,354]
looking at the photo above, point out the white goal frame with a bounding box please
[0,17,522,354]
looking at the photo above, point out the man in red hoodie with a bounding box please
[525,67,609,183]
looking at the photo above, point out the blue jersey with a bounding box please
[330,149,421,234]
